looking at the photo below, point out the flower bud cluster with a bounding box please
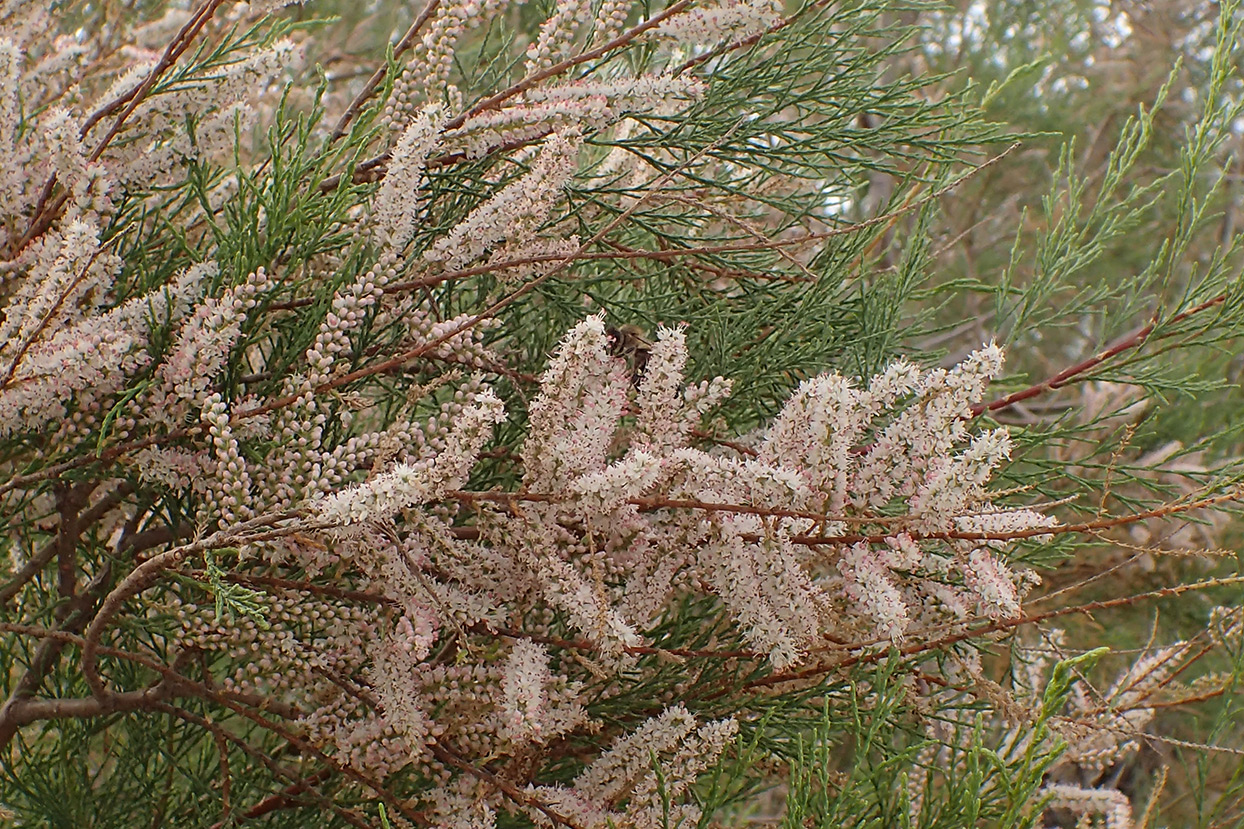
[424,130,582,270]
[524,0,593,74]
[373,105,444,250]
[385,0,511,125]
[168,589,371,698]
[200,394,253,526]
[155,267,272,415]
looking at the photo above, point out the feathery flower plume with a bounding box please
[652,0,782,44]
[522,313,630,488]
[315,391,505,525]
[449,75,703,159]
[425,129,581,270]
[498,638,589,745]
[526,705,737,828]
[0,260,208,438]
[155,266,270,412]
[372,104,444,250]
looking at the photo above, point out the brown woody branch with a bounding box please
[158,704,375,829]
[973,293,1227,417]
[431,743,586,829]
[53,482,95,623]
[1,679,177,728]
[0,534,117,747]
[0,622,297,749]
[451,483,1241,549]
[209,770,333,829]
[326,0,443,143]
[0,482,132,607]
[0,623,399,822]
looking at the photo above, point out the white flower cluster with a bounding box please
[278,313,1058,821]
[440,316,1054,666]
[424,129,582,270]
[313,390,505,525]
[0,241,209,439]
[309,312,1054,682]
[372,105,444,251]
[499,638,586,745]
[156,267,272,412]
[652,0,782,45]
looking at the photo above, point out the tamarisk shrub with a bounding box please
[2,0,1244,826]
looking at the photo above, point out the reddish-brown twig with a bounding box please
[209,770,334,829]
[326,0,443,142]
[973,293,1227,417]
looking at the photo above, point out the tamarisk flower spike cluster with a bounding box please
[383,0,709,160]
[0,0,1099,822]
[0,0,763,466]
[652,0,782,45]
[243,312,1059,820]
[314,317,1054,671]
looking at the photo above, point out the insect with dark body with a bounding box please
[606,324,652,384]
